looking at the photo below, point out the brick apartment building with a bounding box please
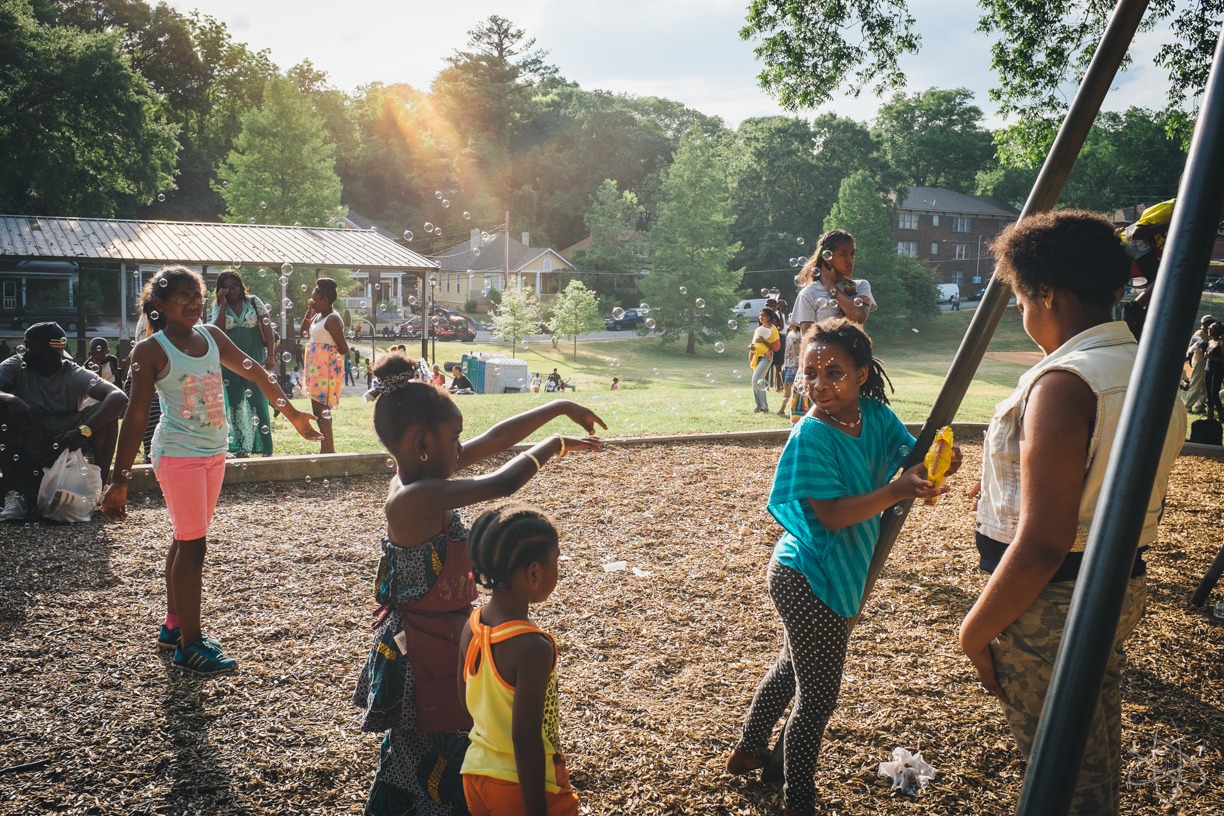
[893,186,1019,291]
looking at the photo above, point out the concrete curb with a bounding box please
[123,422,1221,493]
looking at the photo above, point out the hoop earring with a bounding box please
[420,452,428,462]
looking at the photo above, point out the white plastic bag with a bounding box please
[36,449,103,523]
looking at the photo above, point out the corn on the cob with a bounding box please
[922,426,955,506]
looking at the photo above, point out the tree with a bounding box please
[571,180,647,303]
[872,88,995,192]
[639,129,743,355]
[0,0,178,215]
[489,281,541,357]
[740,0,921,109]
[822,171,907,338]
[215,75,345,228]
[548,280,604,359]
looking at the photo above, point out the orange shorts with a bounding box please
[462,774,579,816]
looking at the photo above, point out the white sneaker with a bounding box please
[1,490,28,521]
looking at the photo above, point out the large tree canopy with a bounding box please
[872,88,995,192]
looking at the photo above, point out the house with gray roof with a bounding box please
[893,187,1019,290]
[432,229,574,312]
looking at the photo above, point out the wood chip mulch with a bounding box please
[2,437,1222,815]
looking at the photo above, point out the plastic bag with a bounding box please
[36,449,103,522]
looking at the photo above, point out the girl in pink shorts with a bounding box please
[101,266,322,676]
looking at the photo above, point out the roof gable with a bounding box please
[898,187,1019,218]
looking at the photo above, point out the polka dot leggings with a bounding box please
[738,557,851,812]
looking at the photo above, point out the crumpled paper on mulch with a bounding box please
[878,747,936,794]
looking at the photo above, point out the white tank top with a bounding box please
[309,312,337,346]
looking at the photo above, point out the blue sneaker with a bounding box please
[173,635,237,676]
[157,624,180,651]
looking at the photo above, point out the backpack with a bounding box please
[1189,418,1223,446]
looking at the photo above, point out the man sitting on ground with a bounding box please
[0,323,128,521]
[449,365,474,394]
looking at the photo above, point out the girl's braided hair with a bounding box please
[803,317,893,404]
[371,352,455,447]
[468,503,559,590]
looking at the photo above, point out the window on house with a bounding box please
[932,215,940,227]
[954,244,969,260]
[898,212,918,230]
[953,216,972,232]
[896,241,918,257]
[930,243,939,256]
[543,258,553,272]
[952,271,964,285]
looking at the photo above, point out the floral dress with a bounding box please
[304,313,344,409]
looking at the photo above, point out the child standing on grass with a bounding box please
[354,353,604,816]
[100,266,322,676]
[726,318,958,816]
[459,504,580,816]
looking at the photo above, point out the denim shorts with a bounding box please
[783,366,797,385]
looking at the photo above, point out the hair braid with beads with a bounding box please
[468,503,559,590]
[804,317,894,404]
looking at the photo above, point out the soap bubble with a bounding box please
[853,297,865,307]
[52,442,59,450]
[815,298,828,309]
[463,211,471,220]
[433,226,442,235]
[899,445,911,456]
[323,479,330,488]
[157,278,168,287]
[611,307,625,320]
[442,199,450,208]
[150,311,160,320]
[760,288,769,297]
[130,362,141,373]
[755,379,769,391]
[794,275,804,287]
[408,295,417,305]
[258,267,268,277]
[435,191,443,199]
[797,237,805,245]
[275,398,286,408]
[695,298,706,309]
[260,424,269,434]
[893,505,905,515]
[180,407,193,419]
[728,319,738,330]
[714,342,726,353]
[520,341,529,350]
[472,248,481,257]
[732,369,742,379]
[282,351,292,362]
[678,286,688,295]
[912,328,920,333]
[283,300,293,310]
[267,373,277,383]
[281,263,293,275]
[220,179,229,188]
[607,357,619,367]
[156,193,166,203]
[260,201,267,209]
[241,359,253,370]
[305,475,312,483]
[386,458,395,469]
[243,388,253,398]
[705,372,715,382]
[300,284,308,292]
[424,221,434,232]
[481,231,490,241]
[652,368,660,376]
[321,409,332,420]
[644,318,656,329]
[403,229,414,241]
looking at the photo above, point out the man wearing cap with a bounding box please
[0,322,128,520]
[1185,315,1216,414]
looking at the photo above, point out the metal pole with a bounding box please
[418,273,428,362]
[857,0,1154,620]
[1017,27,1224,816]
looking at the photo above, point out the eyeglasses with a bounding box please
[168,293,205,306]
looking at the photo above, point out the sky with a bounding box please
[165,0,1175,128]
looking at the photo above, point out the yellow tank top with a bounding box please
[460,607,568,791]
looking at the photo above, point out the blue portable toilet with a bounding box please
[461,354,485,393]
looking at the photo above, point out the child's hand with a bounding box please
[561,435,602,454]
[897,463,949,502]
[99,482,127,521]
[559,401,607,435]
[946,445,963,477]
[288,410,325,441]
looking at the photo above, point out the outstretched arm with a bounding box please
[205,325,322,442]
[457,400,606,469]
[808,462,946,531]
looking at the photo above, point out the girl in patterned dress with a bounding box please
[354,353,604,816]
[300,277,349,454]
[459,505,579,816]
[100,266,321,675]
[726,318,959,816]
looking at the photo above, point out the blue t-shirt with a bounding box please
[768,398,915,617]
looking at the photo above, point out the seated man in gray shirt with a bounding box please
[0,322,128,521]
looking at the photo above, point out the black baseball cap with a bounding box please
[24,322,68,349]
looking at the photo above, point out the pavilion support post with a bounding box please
[855,0,1154,620]
[1016,27,1224,816]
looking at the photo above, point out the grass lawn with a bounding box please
[264,307,1049,456]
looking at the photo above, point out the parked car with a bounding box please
[10,307,82,331]
[730,297,771,319]
[1204,279,1224,293]
[605,307,649,331]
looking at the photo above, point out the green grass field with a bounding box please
[261,307,1056,456]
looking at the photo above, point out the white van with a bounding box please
[936,283,960,303]
[730,297,771,319]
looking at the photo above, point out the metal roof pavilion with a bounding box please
[0,215,437,271]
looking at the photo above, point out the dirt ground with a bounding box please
[1,438,1222,815]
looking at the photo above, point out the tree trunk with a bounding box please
[686,331,696,355]
[572,336,578,360]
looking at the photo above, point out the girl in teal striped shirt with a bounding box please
[727,318,959,816]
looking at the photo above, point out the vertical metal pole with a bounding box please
[1017,27,1224,816]
[857,0,1153,619]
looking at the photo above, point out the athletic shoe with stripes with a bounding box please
[173,635,237,676]
[156,624,180,651]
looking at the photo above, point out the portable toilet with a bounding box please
[461,354,486,393]
[483,355,530,393]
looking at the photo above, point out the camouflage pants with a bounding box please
[990,575,1146,816]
